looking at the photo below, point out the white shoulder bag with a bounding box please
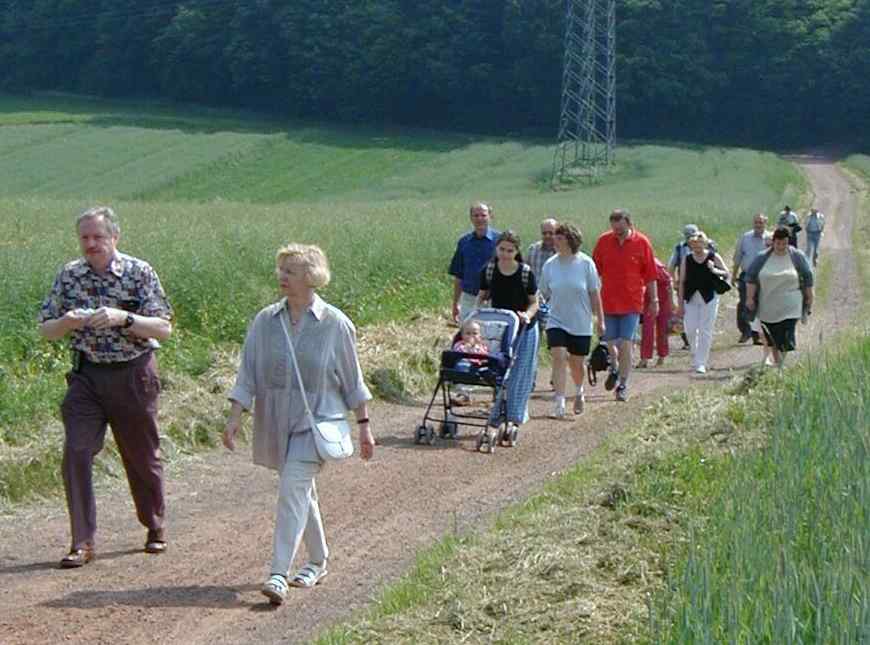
[279,315,354,462]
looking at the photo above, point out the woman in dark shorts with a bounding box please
[745,226,814,368]
[538,223,605,417]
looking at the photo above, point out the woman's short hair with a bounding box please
[495,230,524,264]
[275,244,331,289]
[688,231,710,247]
[772,226,791,241]
[555,223,583,253]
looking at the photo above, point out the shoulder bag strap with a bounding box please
[485,259,495,286]
[278,313,319,432]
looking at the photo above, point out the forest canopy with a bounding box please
[1,0,868,146]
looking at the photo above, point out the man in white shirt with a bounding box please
[804,207,825,267]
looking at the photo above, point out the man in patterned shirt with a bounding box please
[38,206,173,568]
[527,218,558,344]
[527,218,558,280]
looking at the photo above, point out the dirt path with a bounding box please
[0,159,863,645]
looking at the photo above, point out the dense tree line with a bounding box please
[1,0,868,146]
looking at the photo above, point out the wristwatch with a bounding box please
[123,313,135,328]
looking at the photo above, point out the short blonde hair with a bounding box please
[688,231,710,247]
[275,244,331,289]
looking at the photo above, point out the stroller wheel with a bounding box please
[475,433,485,451]
[426,425,438,446]
[414,425,427,445]
[480,428,497,454]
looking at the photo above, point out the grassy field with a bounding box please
[0,93,805,505]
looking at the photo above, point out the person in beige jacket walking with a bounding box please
[223,243,374,605]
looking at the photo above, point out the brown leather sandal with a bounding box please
[60,546,95,568]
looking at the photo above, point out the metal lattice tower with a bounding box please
[553,0,616,183]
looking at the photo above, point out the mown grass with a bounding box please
[0,94,805,506]
[315,334,869,645]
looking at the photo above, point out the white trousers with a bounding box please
[684,292,719,369]
[270,458,328,576]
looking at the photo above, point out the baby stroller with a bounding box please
[414,308,521,453]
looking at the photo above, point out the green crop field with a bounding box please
[0,93,805,504]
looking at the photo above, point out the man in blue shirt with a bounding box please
[449,202,499,323]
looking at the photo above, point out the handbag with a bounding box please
[712,273,732,295]
[706,252,731,295]
[279,315,354,462]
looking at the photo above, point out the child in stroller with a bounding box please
[453,318,490,364]
[414,308,520,448]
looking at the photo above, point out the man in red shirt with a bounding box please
[592,209,658,401]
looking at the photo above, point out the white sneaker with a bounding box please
[695,365,706,374]
[573,392,586,415]
[551,397,566,418]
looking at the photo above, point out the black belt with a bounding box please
[79,351,152,370]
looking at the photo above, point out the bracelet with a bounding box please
[356,417,370,425]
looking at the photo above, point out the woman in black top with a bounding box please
[476,230,539,450]
[677,231,730,374]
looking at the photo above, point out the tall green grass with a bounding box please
[651,339,870,644]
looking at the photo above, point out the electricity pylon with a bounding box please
[552,0,616,183]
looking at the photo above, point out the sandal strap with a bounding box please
[268,574,288,590]
[294,563,325,583]
[295,567,317,581]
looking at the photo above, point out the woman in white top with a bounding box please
[538,223,605,417]
[745,227,814,368]
[223,244,375,606]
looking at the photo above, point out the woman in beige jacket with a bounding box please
[223,243,374,605]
